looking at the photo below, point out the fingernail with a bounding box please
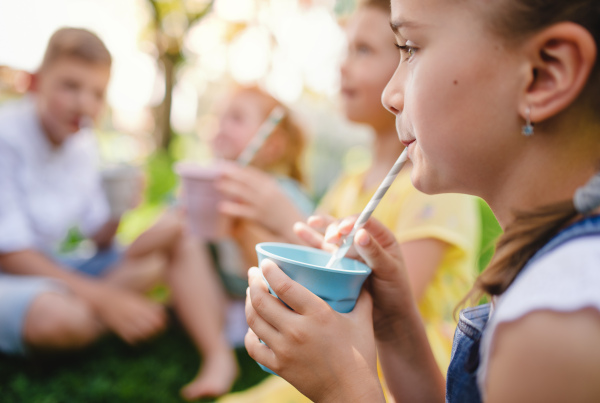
[341,217,353,227]
[357,229,370,246]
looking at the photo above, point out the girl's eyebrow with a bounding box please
[390,19,421,34]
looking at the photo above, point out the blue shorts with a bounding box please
[0,247,122,356]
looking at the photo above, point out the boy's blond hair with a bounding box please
[40,28,111,71]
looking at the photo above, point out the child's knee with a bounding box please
[23,292,101,350]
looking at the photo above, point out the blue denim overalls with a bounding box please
[445,215,600,403]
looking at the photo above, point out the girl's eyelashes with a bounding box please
[395,43,417,61]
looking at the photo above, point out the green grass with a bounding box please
[0,315,269,403]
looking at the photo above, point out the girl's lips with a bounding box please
[400,139,415,148]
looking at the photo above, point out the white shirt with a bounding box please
[477,234,600,396]
[0,96,109,255]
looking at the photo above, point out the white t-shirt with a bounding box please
[477,234,600,396]
[0,96,109,255]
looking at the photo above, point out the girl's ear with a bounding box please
[521,22,597,123]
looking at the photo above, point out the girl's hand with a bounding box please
[245,260,385,403]
[293,214,342,253]
[298,215,418,341]
[216,164,306,242]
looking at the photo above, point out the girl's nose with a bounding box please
[382,68,404,115]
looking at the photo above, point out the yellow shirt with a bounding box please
[217,167,481,403]
[319,167,480,372]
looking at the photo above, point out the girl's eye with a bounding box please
[395,44,416,61]
[357,45,371,55]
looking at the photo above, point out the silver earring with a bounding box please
[521,107,534,136]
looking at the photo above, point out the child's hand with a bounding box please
[343,217,418,340]
[245,260,385,402]
[216,164,306,241]
[89,284,167,344]
[294,214,364,258]
[298,215,417,341]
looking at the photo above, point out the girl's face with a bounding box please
[341,7,399,128]
[212,92,267,160]
[383,0,524,197]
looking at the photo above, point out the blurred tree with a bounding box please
[145,0,213,151]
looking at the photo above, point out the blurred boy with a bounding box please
[0,28,237,400]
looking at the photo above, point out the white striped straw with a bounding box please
[326,148,409,269]
[237,106,286,166]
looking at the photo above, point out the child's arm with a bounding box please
[217,164,309,244]
[485,309,600,402]
[349,224,445,402]
[91,218,120,250]
[231,220,286,270]
[0,250,166,344]
[398,238,448,300]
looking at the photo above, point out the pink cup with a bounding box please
[175,161,230,240]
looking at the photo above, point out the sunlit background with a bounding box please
[0,2,379,400]
[0,2,504,402]
[0,0,373,205]
[0,2,376,399]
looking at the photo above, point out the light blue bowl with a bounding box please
[254,242,372,375]
[256,242,372,313]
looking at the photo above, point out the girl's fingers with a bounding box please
[244,328,278,371]
[219,200,256,220]
[307,214,336,231]
[294,221,326,249]
[323,215,357,244]
[324,222,342,244]
[362,218,401,252]
[248,265,302,331]
[339,216,357,233]
[257,260,328,316]
[245,283,282,346]
[354,228,405,279]
[222,164,266,189]
[216,179,253,202]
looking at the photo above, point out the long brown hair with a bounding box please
[466,0,600,302]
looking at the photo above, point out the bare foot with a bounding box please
[180,351,239,401]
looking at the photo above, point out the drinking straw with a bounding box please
[326,148,409,268]
[237,106,286,166]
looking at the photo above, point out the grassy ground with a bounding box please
[0,315,269,403]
